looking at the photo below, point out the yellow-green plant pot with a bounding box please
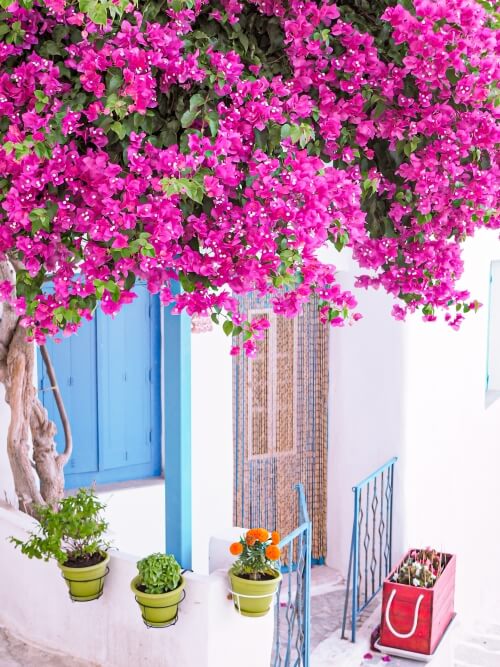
[58,552,110,602]
[131,575,185,628]
[229,569,282,617]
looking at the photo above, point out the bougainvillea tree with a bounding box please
[0,0,498,513]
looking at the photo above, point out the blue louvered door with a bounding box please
[38,284,161,488]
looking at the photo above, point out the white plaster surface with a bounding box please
[95,479,165,557]
[0,504,274,667]
[328,229,500,625]
[0,383,16,508]
[191,324,234,574]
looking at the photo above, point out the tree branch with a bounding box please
[39,344,73,466]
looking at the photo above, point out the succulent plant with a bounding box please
[392,548,448,589]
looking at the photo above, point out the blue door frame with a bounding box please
[163,286,192,569]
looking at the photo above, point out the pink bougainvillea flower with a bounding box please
[0,0,497,354]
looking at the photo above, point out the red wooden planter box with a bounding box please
[380,550,456,655]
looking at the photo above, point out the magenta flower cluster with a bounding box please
[0,0,498,351]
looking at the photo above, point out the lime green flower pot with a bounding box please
[58,552,110,602]
[229,569,282,617]
[131,575,185,628]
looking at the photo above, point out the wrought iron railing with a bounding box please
[273,483,312,667]
[341,457,397,642]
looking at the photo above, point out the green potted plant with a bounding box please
[10,488,110,602]
[228,527,282,617]
[131,553,185,628]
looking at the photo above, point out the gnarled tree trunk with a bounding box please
[0,260,72,515]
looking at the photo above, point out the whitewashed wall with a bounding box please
[0,505,274,667]
[326,280,407,577]
[328,229,500,621]
[0,376,18,508]
[191,325,234,573]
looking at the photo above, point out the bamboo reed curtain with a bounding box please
[232,295,329,562]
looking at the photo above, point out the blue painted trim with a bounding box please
[342,457,398,643]
[65,468,162,489]
[150,295,163,478]
[352,456,398,491]
[163,287,192,569]
[352,487,360,643]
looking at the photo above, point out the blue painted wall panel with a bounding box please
[164,283,192,568]
[39,321,98,474]
[38,286,161,487]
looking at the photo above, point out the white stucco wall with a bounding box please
[327,280,407,577]
[191,325,234,574]
[0,504,274,667]
[0,385,15,507]
[328,229,500,621]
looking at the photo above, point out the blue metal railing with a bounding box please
[273,483,312,666]
[341,457,397,642]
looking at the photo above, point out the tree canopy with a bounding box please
[0,0,498,354]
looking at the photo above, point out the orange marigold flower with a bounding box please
[255,528,269,542]
[265,545,281,561]
[246,533,257,546]
[229,542,243,556]
[271,531,280,545]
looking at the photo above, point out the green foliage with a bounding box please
[392,548,449,588]
[230,529,280,580]
[161,174,205,204]
[10,488,109,565]
[137,552,182,594]
[79,0,132,25]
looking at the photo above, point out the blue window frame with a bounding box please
[38,283,162,487]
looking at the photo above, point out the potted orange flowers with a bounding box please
[228,528,282,617]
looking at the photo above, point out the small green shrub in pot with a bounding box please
[131,553,185,628]
[10,488,110,602]
[137,553,181,594]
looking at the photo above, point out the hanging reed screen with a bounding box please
[233,294,329,563]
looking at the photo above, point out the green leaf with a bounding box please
[289,125,302,144]
[179,272,195,293]
[79,0,93,12]
[180,108,199,129]
[89,2,107,25]
[206,111,219,137]
[445,68,459,84]
[189,93,205,111]
[222,320,234,336]
[140,244,156,258]
[110,121,126,140]
[108,73,123,94]
[106,280,120,301]
[373,101,385,118]
[124,272,135,291]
